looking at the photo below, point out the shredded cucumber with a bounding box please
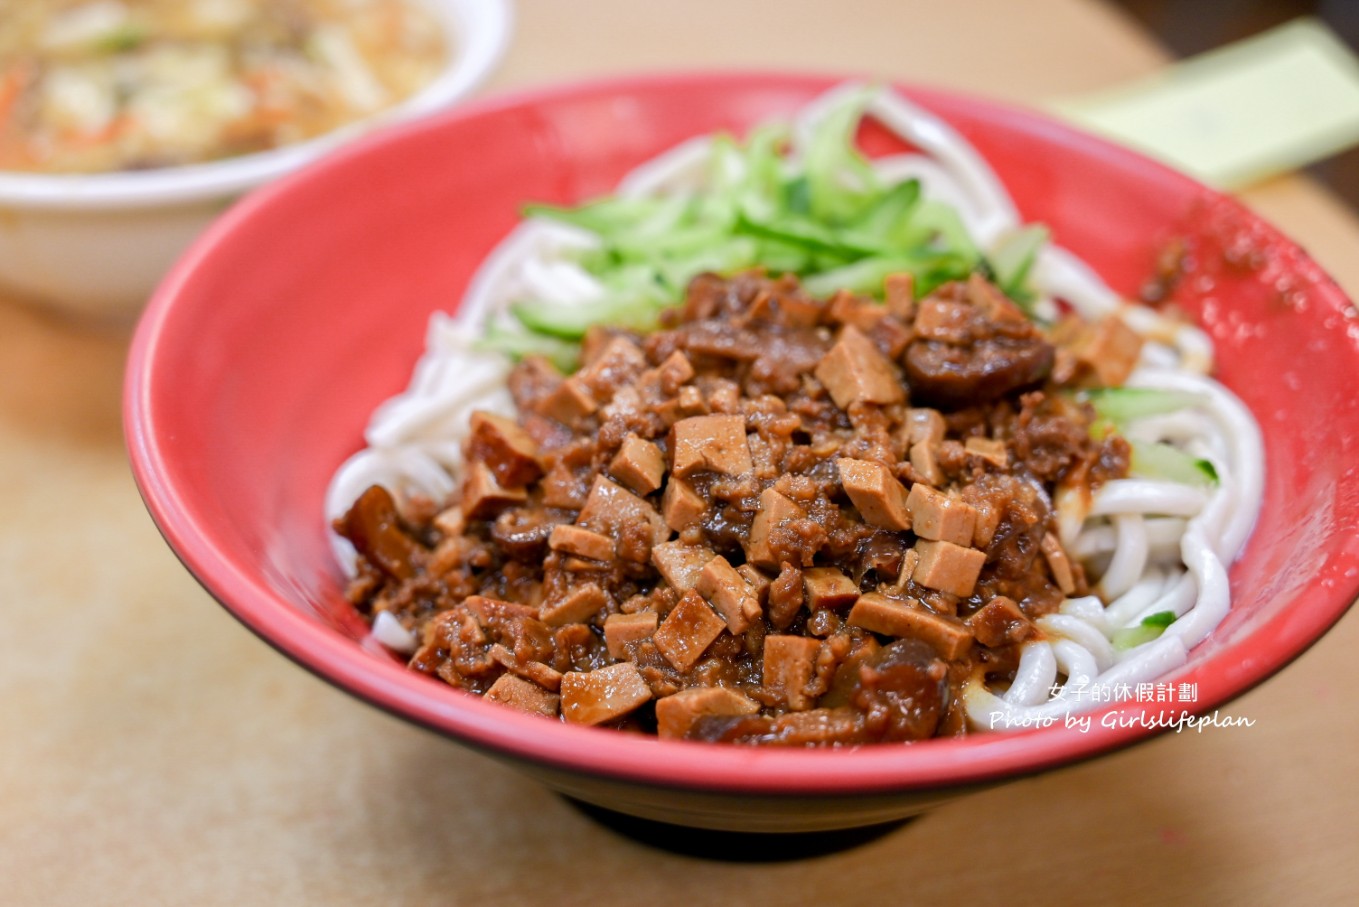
[1084,389,1217,487]
[802,86,881,223]
[1112,610,1178,650]
[1087,387,1206,426]
[511,289,664,340]
[1130,440,1219,487]
[499,88,1038,355]
[987,224,1049,307]
[475,322,580,373]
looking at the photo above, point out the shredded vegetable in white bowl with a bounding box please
[0,0,511,319]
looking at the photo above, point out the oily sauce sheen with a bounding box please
[338,271,1134,745]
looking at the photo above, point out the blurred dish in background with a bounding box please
[0,0,450,174]
[0,0,511,321]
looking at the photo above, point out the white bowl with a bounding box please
[0,0,513,322]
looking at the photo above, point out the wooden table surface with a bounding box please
[3,2,1356,904]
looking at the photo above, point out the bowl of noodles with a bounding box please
[125,72,1359,833]
[0,0,511,320]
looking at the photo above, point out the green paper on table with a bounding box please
[1054,18,1359,189]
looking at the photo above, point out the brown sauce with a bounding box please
[338,271,1133,745]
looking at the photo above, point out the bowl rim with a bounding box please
[0,0,513,210]
[126,69,1359,797]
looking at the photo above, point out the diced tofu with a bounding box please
[559,662,653,725]
[869,315,914,360]
[736,564,772,605]
[912,539,987,597]
[603,611,659,660]
[460,460,527,521]
[574,336,648,402]
[539,377,597,425]
[814,325,905,409]
[965,596,1034,648]
[695,555,762,634]
[847,593,974,659]
[658,349,695,393]
[773,292,824,327]
[890,548,921,592]
[655,687,760,739]
[506,354,563,409]
[428,538,462,579]
[743,287,775,322]
[431,506,464,537]
[540,462,588,510]
[487,643,563,691]
[906,484,977,546]
[609,435,665,495]
[802,567,860,610]
[484,674,560,717]
[661,477,707,531]
[965,272,1030,323]
[914,297,974,344]
[762,635,822,710]
[576,475,669,548]
[884,272,915,321]
[827,289,885,331]
[578,326,623,366]
[651,541,716,591]
[671,414,752,477]
[970,498,1002,549]
[548,524,615,562]
[539,582,607,627]
[964,436,1008,468]
[464,595,539,624]
[837,458,912,531]
[1076,315,1144,387]
[905,408,946,445]
[708,383,741,414]
[561,556,608,573]
[909,441,945,486]
[1051,346,1079,385]
[652,590,728,672]
[467,411,542,488]
[744,487,806,569]
[677,385,707,415]
[1041,532,1077,595]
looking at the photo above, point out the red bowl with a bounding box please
[125,72,1359,833]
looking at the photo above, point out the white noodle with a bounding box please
[1072,517,1186,560]
[326,84,1264,728]
[1096,514,1150,600]
[1003,640,1057,706]
[1091,480,1209,518]
[1100,567,1175,630]
[618,135,716,198]
[1037,614,1118,673]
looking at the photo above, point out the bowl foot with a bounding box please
[563,797,912,861]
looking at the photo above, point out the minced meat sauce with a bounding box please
[337,271,1135,745]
